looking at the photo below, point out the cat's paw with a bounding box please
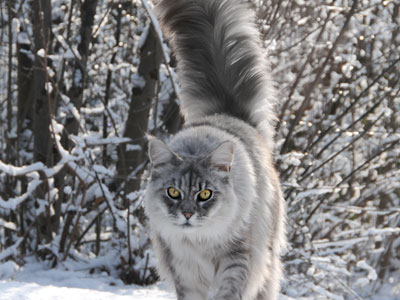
[207,290,216,300]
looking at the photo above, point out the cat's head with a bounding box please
[144,137,237,234]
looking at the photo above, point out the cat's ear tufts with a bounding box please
[208,141,235,172]
[148,136,181,168]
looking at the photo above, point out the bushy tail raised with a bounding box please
[156,0,277,142]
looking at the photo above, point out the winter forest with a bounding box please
[0,0,399,299]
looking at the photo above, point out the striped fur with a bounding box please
[144,1,286,299]
[156,0,277,148]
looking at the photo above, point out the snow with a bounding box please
[37,48,45,57]
[0,218,17,231]
[1,1,399,299]
[0,260,175,300]
[17,32,30,45]
[356,260,377,281]
[0,161,45,176]
[0,260,296,300]
[0,177,42,210]
[0,259,398,300]
[0,281,174,300]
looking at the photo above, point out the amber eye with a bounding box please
[198,189,212,201]
[167,187,181,199]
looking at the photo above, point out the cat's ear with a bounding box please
[148,136,181,168]
[208,141,235,172]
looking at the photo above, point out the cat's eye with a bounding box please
[198,189,212,201]
[167,187,181,199]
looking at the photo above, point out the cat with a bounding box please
[144,0,286,299]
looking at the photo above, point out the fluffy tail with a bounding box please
[156,0,277,142]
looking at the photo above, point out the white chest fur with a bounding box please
[169,238,215,290]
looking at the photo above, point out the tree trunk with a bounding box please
[160,92,183,135]
[17,21,34,141]
[30,0,53,244]
[56,0,98,251]
[32,0,53,165]
[117,26,162,207]
[65,0,98,140]
[103,4,122,166]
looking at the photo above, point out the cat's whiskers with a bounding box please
[144,0,286,298]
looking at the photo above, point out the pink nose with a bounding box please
[183,212,193,220]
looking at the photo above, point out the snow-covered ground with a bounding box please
[0,259,175,300]
[0,259,398,300]
[0,259,295,300]
[0,281,174,300]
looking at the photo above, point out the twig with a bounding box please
[305,56,400,154]
[141,252,150,284]
[127,205,132,266]
[141,0,180,97]
[305,138,400,224]
[62,182,87,261]
[35,15,90,259]
[299,112,384,182]
[280,0,359,154]
[276,10,332,133]
[74,207,107,248]
[103,2,122,165]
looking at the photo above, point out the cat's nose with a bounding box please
[183,212,193,220]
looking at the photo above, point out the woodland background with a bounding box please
[0,0,399,299]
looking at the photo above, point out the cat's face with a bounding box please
[145,138,236,231]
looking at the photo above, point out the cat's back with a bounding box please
[183,115,273,167]
[147,0,286,298]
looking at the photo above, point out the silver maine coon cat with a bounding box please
[144,0,286,299]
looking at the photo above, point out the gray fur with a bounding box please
[156,0,277,148]
[144,1,286,299]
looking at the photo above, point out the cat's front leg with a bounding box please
[211,251,250,300]
[176,287,207,300]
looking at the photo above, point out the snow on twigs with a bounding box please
[0,0,399,299]
[0,161,45,176]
